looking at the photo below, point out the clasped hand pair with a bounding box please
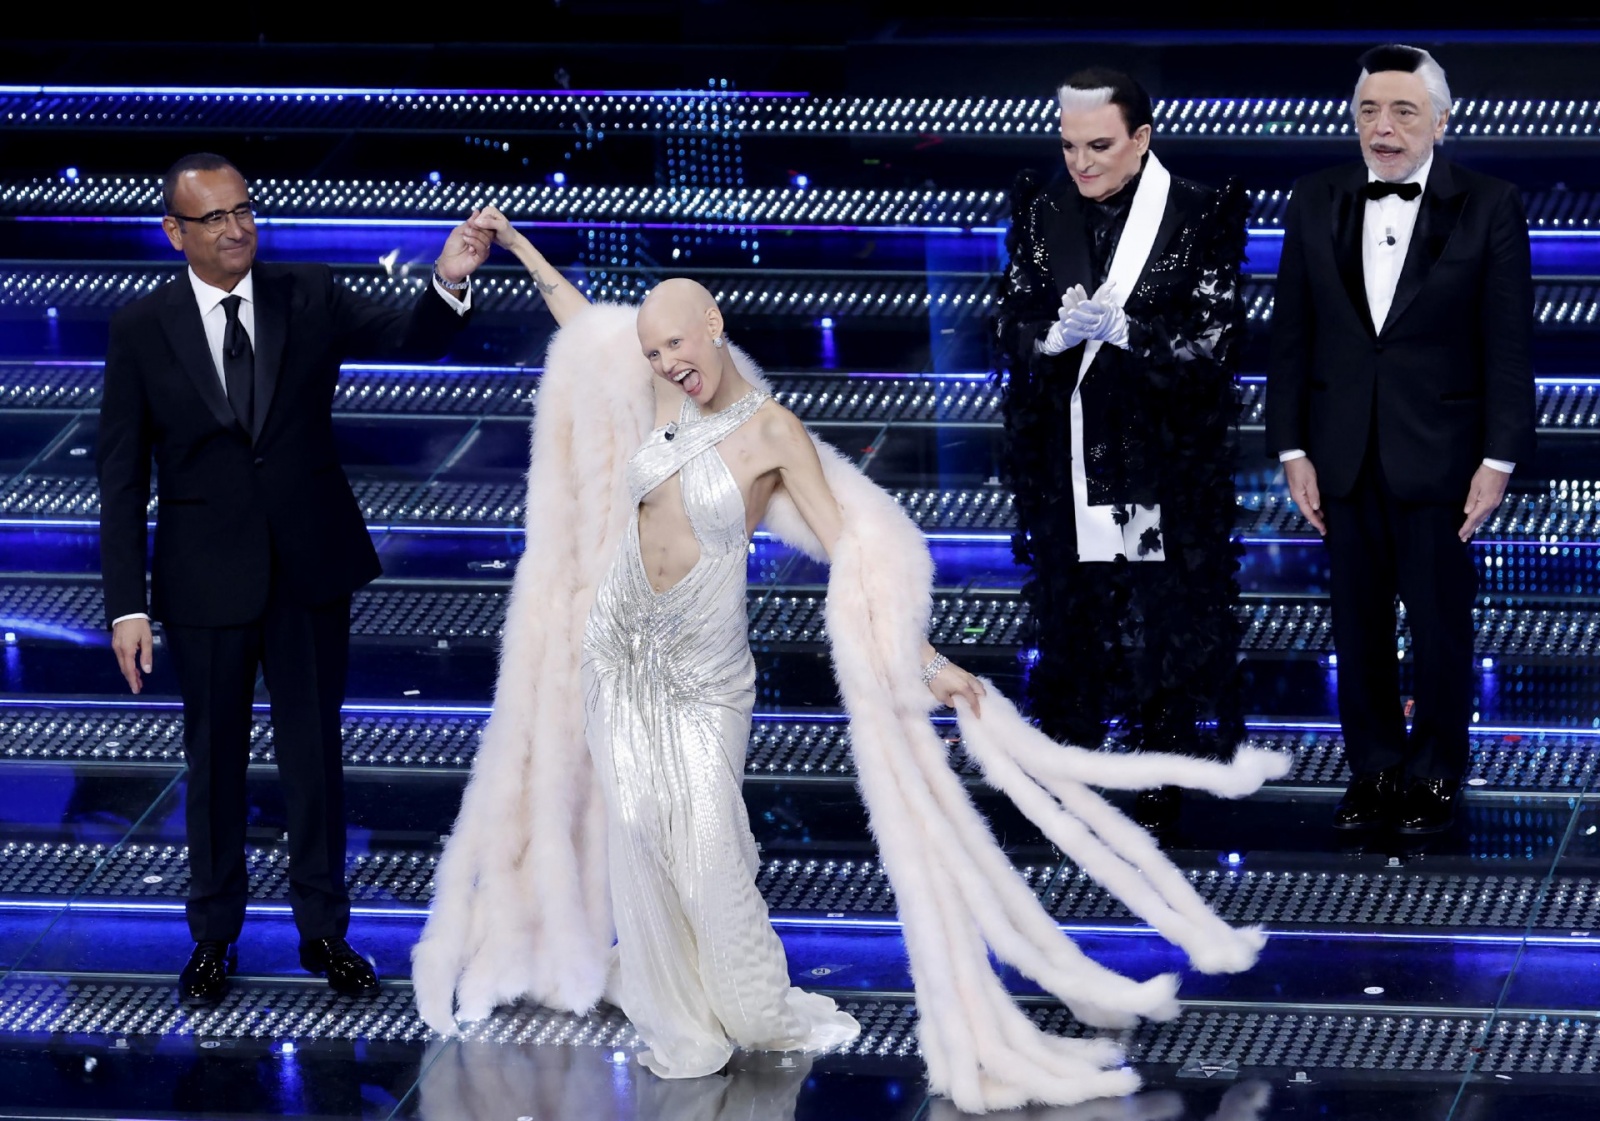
[433,208,502,285]
[440,206,538,269]
[1040,281,1129,355]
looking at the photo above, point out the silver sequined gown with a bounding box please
[581,389,860,1079]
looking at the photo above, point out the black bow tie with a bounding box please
[1361,180,1422,202]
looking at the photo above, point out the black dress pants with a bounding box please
[1027,559,1237,761]
[164,586,352,943]
[1323,448,1478,782]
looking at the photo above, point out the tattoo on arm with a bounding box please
[532,271,560,296]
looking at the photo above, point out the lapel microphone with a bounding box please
[1384,227,1396,247]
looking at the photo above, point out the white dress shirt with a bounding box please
[1362,154,1432,333]
[1279,152,1513,475]
[190,267,256,391]
[112,267,472,627]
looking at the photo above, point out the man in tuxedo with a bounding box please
[1267,46,1535,834]
[97,152,490,1001]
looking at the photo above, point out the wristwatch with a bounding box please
[433,263,470,292]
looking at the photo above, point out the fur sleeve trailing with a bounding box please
[411,303,651,1034]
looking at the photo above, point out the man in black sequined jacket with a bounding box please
[994,68,1249,824]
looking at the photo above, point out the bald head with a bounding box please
[638,277,739,406]
[638,277,719,337]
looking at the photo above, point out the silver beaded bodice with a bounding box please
[579,384,858,1077]
[625,389,769,563]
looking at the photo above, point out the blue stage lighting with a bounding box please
[280,1042,296,1055]
[819,317,834,329]
[45,307,58,319]
[63,167,79,181]
[427,170,441,184]
[1481,657,1495,669]
[1327,653,1338,667]
[1226,852,1243,866]
[553,171,567,185]
[792,173,809,189]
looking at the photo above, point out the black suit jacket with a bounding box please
[97,262,470,627]
[1265,156,1535,504]
[996,170,1248,540]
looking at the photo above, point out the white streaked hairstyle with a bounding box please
[1351,45,1453,126]
[1058,84,1114,116]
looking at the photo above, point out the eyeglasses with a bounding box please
[168,200,256,231]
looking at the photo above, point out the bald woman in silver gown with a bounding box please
[585,385,864,1074]
[472,209,985,1077]
[583,386,861,1077]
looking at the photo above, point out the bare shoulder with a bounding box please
[755,398,813,453]
[755,396,804,438]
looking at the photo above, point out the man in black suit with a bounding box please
[97,153,490,1001]
[1267,46,1535,834]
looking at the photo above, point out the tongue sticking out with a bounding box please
[679,369,703,398]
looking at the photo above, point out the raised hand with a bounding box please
[465,203,586,324]
[435,208,493,284]
[471,205,525,251]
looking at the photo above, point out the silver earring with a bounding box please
[712,335,724,349]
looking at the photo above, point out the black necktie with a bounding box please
[221,294,254,432]
[1361,180,1422,202]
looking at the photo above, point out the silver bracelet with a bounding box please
[433,264,470,292]
[920,653,950,685]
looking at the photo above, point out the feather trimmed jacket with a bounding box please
[995,167,1250,756]
[413,302,1286,1112]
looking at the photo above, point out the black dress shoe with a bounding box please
[299,937,381,997]
[1332,767,1402,830]
[1396,777,1461,835]
[179,940,237,1004]
[1132,786,1182,832]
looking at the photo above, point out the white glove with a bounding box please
[1061,281,1130,349]
[1037,284,1088,355]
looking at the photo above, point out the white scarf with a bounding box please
[1070,150,1172,563]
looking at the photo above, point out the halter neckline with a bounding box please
[678,386,766,425]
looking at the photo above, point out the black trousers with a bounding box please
[1027,560,1239,761]
[1323,449,1478,782]
[164,587,352,944]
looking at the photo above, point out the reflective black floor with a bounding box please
[2,760,1598,1119]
